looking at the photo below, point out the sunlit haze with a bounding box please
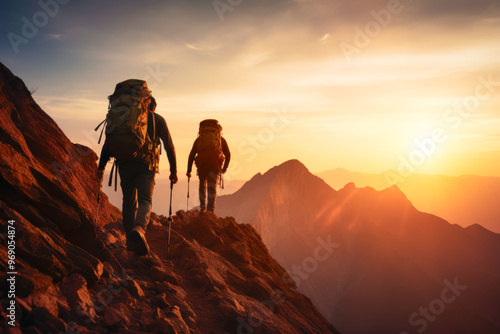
[1,0,499,180]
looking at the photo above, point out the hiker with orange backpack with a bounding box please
[187,119,230,213]
[96,80,177,256]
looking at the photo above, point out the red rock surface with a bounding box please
[0,62,339,333]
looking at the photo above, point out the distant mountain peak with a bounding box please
[269,159,310,174]
[336,182,411,209]
[278,158,306,168]
[383,184,406,195]
[340,181,356,191]
[257,159,335,194]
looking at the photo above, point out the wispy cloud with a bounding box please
[319,33,331,44]
[47,33,67,41]
[184,43,220,52]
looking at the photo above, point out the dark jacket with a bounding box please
[98,112,177,174]
[187,137,230,174]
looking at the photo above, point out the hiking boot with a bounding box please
[126,239,136,252]
[127,226,150,256]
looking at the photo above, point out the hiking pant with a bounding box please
[198,169,219,212]
[119,161,155,234]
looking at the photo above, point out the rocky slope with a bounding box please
[0,62,339,334]
[217,160,500,334]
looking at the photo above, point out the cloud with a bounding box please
[47,33,67,41]
[319,33,331,43]
[184,43,220,52]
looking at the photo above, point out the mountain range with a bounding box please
[217,160,500,334]
[317,168,500,233]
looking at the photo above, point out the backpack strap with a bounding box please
[108,158,119,191]
[151,112,156,143]
[149,112,161,173]
[114,162,118,192]
[153,113,161,157]
[94,119,107,144]
[153,113,161,154]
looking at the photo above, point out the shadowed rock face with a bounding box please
[0,62,121,286]
[217,160,500,334]
[0,62,339,334]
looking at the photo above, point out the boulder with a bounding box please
[59,273,96,321]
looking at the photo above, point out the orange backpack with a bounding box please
[195,119,224,171]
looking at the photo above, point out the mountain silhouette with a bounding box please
[216,160,337,260]
[217,160,500,334]
[318,168,500,233]
[0,62,339,334]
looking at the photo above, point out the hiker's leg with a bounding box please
[134,164,155,231]
[119,162,137,234]
[198,170,208,210]
[207,170,218,213]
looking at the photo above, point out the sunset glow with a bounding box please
[1,0,499,180]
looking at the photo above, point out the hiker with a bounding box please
[187,119,230,213]
[96,80,177,256]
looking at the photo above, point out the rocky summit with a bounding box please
[0,62,339,334]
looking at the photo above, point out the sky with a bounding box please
[1,0,499,181]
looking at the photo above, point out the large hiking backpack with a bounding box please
[104,79,152,161]
[195,119,224,172]
[94,79,160,190]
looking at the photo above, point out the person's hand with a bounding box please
[169,173,178,184]
[97,169,104,182]
[186,172,191,178]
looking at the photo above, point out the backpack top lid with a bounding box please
[199,119,222,132]
[110,79,151,99]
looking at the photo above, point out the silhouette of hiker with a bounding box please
[97,95,177,256]
[187,119,230,213]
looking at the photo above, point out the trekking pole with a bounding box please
[167,180,173,257]
[220,173,224,190]
[187,176,190,211]
[94,179,102,225]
